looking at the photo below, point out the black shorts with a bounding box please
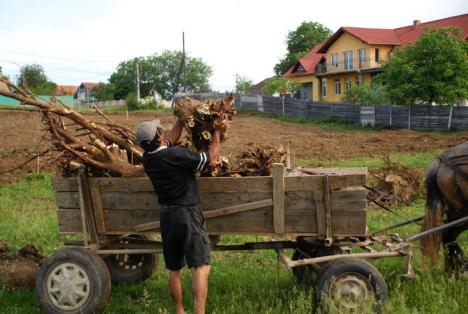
[159,205,211,271]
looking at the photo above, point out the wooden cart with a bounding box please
[35,164,414,313]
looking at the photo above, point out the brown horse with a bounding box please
[421,141,468,272]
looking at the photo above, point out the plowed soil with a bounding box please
[0,111,467,185]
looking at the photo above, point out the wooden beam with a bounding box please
[78,169,100,246]
[323,175,332,245]
[272,163,285,234]
[134,199,273,232]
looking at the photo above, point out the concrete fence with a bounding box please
[86,100,126,108]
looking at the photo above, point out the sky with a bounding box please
[0,0,466,92]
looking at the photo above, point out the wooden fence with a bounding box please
[174,93,468,130]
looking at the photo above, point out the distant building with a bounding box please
[246,77,277,96]
[284,14,468,102]
[74,82,99,103]
[55,85,77,96]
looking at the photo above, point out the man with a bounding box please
[135,118,226,314]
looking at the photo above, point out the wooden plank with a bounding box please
[55,191,80,208]
[53,177,78,192]
[273,163,285,234]
[285,191,315,211]
[203,199,273,219]
[323,176,332,244]
[134,199,273,232]
[78,170,99,245]
[57,209,82,234]
[94,176,272,193]
[206,208,273,233]
[89,183,106,233]
[314,190,326,237]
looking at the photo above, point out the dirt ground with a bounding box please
[0,111,467,185]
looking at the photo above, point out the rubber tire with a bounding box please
[292,246,341,286]
[36,247,111,314]
[103,234,158,285]
[315,258,387,313]
[104,252,158,285]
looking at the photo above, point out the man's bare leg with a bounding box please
[192,264,211,314]
[169,270,185,314]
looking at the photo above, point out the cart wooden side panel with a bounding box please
[53,167,367,237]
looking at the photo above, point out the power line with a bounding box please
[0,48,115,64]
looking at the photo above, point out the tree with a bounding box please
[92,82,115,101]
[17,64,56,95]
[235,75,253,94]
[274,21,332,75]
[379,27,468,106]
[264,77,300,96]
[108,50,212,100]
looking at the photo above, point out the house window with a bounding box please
[322,79,327,97]
[345,77,352,92]
[356,75,363,86]
[358,48,366,67]
[331,53,338,67]
[343,51,353,70]
[375,48,380,62]
[334,79,341,95]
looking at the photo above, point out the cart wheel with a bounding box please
[315,258,387,313]
[36,247,111,314]
[103,235,158,285]
[292,246,341,285]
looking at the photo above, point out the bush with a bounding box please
[343,84,388,104]
[125,93,161,111]
[125,93,140,111]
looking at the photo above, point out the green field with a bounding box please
[0,158,467,313]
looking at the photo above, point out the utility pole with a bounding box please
[135,57,140,101]
[172,31,186,108]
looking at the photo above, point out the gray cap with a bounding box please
[135,119,161,144]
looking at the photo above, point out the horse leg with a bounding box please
[442,226,467,274]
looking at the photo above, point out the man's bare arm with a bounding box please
[208,119,229,166]
[208,129,221,167]
[164,120,183,145]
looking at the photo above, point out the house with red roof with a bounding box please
[284,14,468,102]
[55,85,77,96]
[74,82,100,103]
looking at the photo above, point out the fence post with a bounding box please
[282,96,285,116]
[408,106,411,130]
[447,106,454,130]
[389,105,393,127]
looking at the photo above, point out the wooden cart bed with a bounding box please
[53,166,368,239]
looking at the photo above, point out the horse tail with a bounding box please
[420,158,445,266]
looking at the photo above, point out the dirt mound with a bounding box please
[0,111,467,185]
[369,156,422,206]
[0,241,43,289]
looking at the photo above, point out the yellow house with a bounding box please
[315,27,398,102]
[285,14,468,102]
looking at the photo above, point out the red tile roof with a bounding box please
[283,43,325,77]
[54,85,77,96]
[394,13,468,46]
[318,13,468,53]
[81,82,99,90]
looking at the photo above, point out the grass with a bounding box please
[297,150,444,169]
[74,105,173,114]
[0,174,467,313]
[237,109,378,132]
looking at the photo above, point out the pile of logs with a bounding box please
[369,155,421,205]
[234,144,288,176]
[174,96,236,152]
[0,77,251,177]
